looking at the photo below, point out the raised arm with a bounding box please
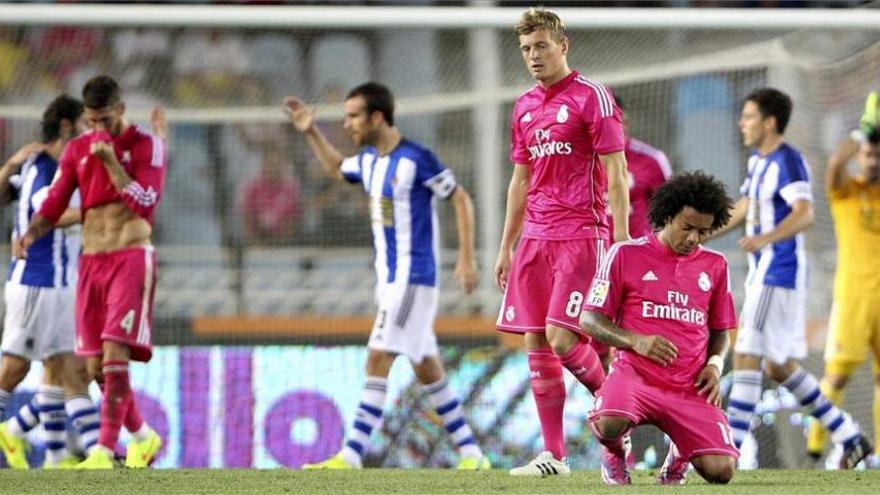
[826,136,859,194]
[450,186,477,294]
[284,96,345,181]
[600,150,631,242]
[494,163,530,291]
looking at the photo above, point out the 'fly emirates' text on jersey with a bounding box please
[585,235,737,390]
[38,126,166,226]
[510,71,625,240]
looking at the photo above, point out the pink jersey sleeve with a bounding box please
[581,86,626,156]
[38,141,80,224]
[120,132,166,222]
[584,243,626,321]
[708,258,737,331]
[509,104,530,164]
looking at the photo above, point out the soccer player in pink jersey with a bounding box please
[608,95,672,239]
[13,75,165,469]
[494,7,631,476]
[581,171,738,485]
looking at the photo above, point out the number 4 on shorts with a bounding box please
[120,309,136,335]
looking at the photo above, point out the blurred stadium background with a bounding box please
[0,0,877,471]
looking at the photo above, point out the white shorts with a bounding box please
[2,283,76,361]
[368,284,439,363]
[735,283,806,365]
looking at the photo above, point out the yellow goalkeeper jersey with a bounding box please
[829,176,880,297]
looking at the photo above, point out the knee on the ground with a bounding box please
[694,457,735,484]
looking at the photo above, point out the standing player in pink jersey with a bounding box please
[13,75,166,469]
[581,171,738,486]
[495,7,631,476]
[608,95,672,239]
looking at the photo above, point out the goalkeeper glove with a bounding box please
[859,90,879,136]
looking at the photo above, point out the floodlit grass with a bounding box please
[1,468,878,495]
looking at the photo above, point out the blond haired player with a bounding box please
[494,7,630,477]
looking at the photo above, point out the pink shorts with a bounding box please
[497,238,606,336]
[589,361,739,461]
[77,246,157,362]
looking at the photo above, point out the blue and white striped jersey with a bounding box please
[7,152,80,288]
[340,139,458,287]
[739,143,812,289]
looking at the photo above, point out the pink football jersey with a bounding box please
[608,138,672,238]
[40,125,166,225]
[510,71,625,240]
[584,234,736,390]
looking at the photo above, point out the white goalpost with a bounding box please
[0,3,877,469]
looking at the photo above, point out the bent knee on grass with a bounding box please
[692,455,735,484]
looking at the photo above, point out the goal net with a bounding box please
[0,4,876,469]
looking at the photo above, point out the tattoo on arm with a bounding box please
[580,312,634,350]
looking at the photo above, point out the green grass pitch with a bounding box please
[1,469,879,495]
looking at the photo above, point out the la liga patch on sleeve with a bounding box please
[586,279,610,307]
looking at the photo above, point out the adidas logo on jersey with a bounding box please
[642,271,658,281]
[521,112,532,123]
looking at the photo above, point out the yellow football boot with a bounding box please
[0,423,29,469]
[75,446,115,469]
[302,452,358,469]
[457,455,492,470]
[126,429,162,468]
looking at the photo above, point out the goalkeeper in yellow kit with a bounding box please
[807,92,880,465]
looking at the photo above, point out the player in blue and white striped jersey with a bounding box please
[717,88,872,468]
[286,82,490,470]
[0,95,99,469]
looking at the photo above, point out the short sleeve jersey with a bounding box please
[608,138,672,238]
[584,235,737,390]
[340,139,457,287]
[739,143,812,289]
[509,71,625,240]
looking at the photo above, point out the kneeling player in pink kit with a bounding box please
[581,171,738,485]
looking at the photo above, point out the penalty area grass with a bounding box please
[2,468,879,495]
